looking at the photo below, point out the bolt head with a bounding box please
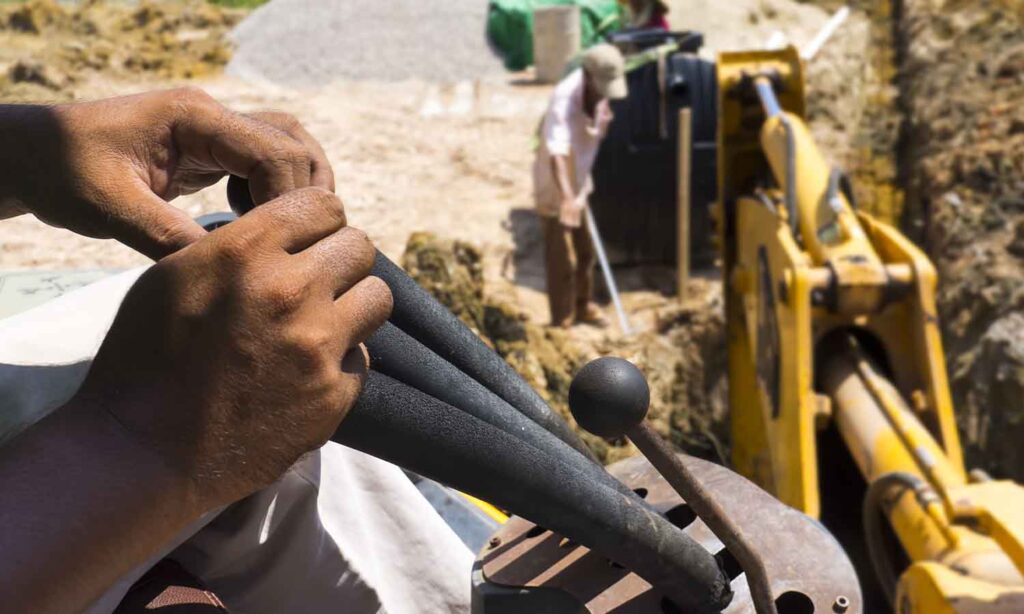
[832,595,850,613]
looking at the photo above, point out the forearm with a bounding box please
[0,397,201,614]
[550,154,576,201]
[0,104,61,219]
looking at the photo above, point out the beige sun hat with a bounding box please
[581,43,628,100]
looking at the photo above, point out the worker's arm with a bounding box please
[0,394,201,612]
[551,154,583,228]
[0,88,334,260]
[0,188,392,613]
[0,92,392,613]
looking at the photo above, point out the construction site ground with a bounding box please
[0,0,1021,473]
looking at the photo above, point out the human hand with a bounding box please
[559,195,584,228]
[75,187,391,511]
[0,88,333,259]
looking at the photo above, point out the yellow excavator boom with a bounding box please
[714,46,1024,612]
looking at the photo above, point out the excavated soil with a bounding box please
[899,0,1024,480]
[401,232,728,464]
[0,0,243,103]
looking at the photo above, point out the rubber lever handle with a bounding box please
[226,175,256,216]
[368,253,595,460]
[366,321,633,499]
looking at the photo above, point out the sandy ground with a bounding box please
[0,73,577,322]
[0,74,550,260]
[0,0,855,329]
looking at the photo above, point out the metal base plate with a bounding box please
[474,454,862,613]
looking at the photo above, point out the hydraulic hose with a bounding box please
[862,471,939,603]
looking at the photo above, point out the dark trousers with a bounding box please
[542,214,596,326]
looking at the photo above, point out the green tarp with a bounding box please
[487,0,625,71]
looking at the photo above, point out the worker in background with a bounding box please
[623,0,670,30]
[533,44,627,328]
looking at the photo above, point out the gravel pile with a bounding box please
[227,0,506,85]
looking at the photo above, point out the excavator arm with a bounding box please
[715,47,1024,612]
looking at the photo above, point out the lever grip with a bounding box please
[369,253,595,460]
[226,175,256,216]
[367,321,632,498]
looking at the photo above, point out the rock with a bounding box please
[953,313,1024,481]
[4,0,65,34]
[1009,220,1024,258]
[7,59,67,90]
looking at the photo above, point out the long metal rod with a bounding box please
[585,206,633,336]
[801,6,851,61]
[754,77,782,118]
[629,423,778,614]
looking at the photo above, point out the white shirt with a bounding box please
[0,269,473,614]
[532,69,613,218]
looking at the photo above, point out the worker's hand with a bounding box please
[0,88,333,260]
[75,187,391,512]
[559,196,584,229]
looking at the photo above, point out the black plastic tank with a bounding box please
[590,31,718,267]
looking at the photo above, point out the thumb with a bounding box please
[104,182,208,260]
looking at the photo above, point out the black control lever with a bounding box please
[570,358,778,614]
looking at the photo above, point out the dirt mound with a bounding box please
[592,281,729,464]
[666,0,830,52]
[953,313,1024,480]
[401,232,728,464]
[900,0,1024,479]
[0,0,244,103]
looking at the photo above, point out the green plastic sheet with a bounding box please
[487,0,625,71]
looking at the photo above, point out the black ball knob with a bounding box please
[568,357,650,438]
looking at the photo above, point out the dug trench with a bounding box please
[804,0,1024,485]
[898,0,1024,483]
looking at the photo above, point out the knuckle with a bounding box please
[263,277,307,311]
[216,227,261,262]
[297,186,346,226]
[169,85,216,112]
[285,142,313,167]
[345,228,377,276]
[365,276,394,317]
[270,111,301,133]
[282,326,332,368]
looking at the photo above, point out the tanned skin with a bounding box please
[0,88,392,614]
